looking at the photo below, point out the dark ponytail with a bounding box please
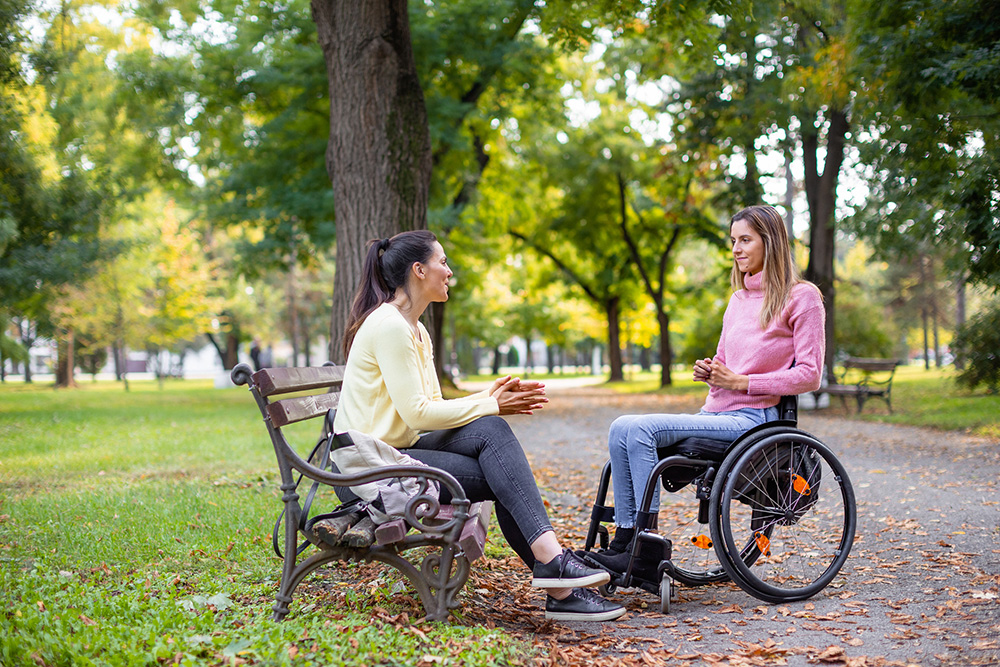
[343,230,438,357]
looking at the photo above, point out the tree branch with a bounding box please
[431,0,534,166]
[616,173,659,307]
[509,229,601,304]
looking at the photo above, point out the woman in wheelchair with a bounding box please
[587,204,825,580]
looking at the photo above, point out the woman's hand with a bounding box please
[492,376,548,415]
[701,360,749,392]
[488,375,513,397]
[693,358,713,383]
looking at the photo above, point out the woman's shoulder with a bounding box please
[358,303,408,337]
[789,280,823,308]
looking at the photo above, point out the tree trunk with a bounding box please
[658,310,673,387]
[921,305,930,371]
[312,0,432,364]
[112,342,123,380]
[605,297,624,382]
[55,328,76,388]
[287,264,299,367]
[491,345,501,375]
[206,331,241,370]
[429,302,445,381]
[802,108,848,380]
[954,273,966,370]
[304,319,312,367]
[784,149,795,239]
[524,333,535,376]
[17,318,33,383]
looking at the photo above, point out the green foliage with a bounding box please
[675,302,725,365]
[951,302,1000,394]
[834,286,897,359]
[851,0,1000,287]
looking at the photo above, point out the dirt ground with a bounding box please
[455,383,1000,667]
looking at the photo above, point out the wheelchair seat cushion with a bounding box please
[662,437,730,462]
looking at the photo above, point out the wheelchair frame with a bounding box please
[581,396,857,613]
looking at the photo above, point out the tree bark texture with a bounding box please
[312,0,432,363]
[605,297,624,382]
[657,311,673,387]
[802,108,848,380]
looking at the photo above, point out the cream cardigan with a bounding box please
[333,303,499,448]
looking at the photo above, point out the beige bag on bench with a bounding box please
[330,429,440,525]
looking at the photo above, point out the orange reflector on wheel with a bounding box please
[691,535,712,549]
[754,531,771,556]
[792,473,811,496]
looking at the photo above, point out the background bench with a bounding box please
[815,357,902,413]
[231,362,491,622]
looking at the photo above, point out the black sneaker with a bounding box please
[545,587,626,622]
[583,542,667,583]
[531,548,611,588]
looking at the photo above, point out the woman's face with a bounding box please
[418,241,453,302]
[730,217,765,275]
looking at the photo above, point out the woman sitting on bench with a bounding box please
[335,230,625,622]
[587,204,826,580]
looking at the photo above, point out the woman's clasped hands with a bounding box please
[489,375,548,415]
[692,358,750,392]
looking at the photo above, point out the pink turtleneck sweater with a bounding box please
[702,272,826,413]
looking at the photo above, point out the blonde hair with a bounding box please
[729,205,814,328]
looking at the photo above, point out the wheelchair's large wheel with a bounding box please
[656,478,729,587]
[709,431,856,603]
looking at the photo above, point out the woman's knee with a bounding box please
[609,415,638,451]
[471,415,514,440]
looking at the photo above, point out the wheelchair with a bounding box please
[580,395,857,612]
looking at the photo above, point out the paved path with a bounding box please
[465,382,1000,666]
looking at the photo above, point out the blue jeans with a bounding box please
[408,415,553,569]
[608,407,778,528]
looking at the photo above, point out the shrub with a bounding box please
[952,302,1000,393]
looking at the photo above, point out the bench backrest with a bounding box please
[251,365,345,428]
[231,362,346,478]
[843,357,901,373]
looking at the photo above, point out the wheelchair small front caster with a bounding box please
[599,582,616,597]
[659,573,673,613]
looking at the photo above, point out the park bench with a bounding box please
[231,362,492,622]
[815,357,903,414]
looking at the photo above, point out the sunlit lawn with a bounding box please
[0,380,530,666]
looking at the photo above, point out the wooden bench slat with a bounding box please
[843,359,901,372]
[459,501,492,562]
[253,366,345,397]
[266,392,340,427]
[373,501,493,561]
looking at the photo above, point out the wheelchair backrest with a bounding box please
[777,394,798,423]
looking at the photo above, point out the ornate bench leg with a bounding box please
[272,549,343,621]
[272,592,293,622]
[372,546,471,622]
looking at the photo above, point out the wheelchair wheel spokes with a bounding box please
[657,482,728,586]
[712,433,856,603]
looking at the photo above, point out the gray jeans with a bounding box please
[409,415,553,569]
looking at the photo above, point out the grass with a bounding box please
[0,379,531,667]
[835,364,1000,439]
